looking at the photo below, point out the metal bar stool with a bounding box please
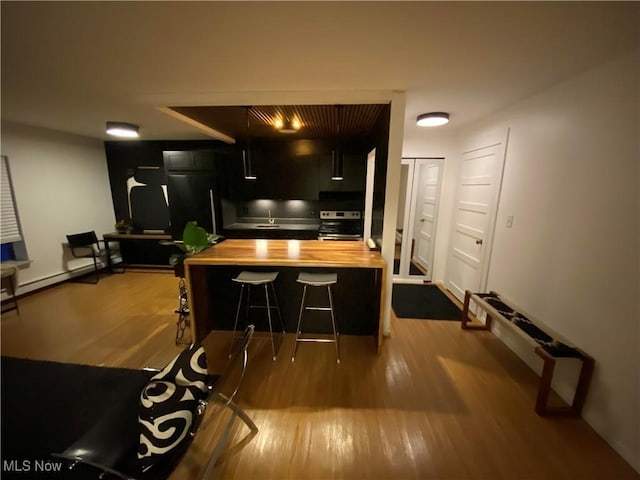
[292,272,340,363]
[231,271,284,360]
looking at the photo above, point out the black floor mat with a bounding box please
[392,284,461,320]
[0,356,150,479]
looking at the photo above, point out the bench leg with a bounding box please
[534,347,593,417]
[461,290,491,330]
[535,348,558,415]
[570,349,595,416]
[460,290,471,329]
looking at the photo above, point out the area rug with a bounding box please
[0,356,149,480]
[391,284,462,320]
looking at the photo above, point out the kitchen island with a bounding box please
[184,239,387,352]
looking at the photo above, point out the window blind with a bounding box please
[1,155,22,243]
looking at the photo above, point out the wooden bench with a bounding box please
[461,290,594,417]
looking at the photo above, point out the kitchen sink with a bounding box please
[255,224,281,229]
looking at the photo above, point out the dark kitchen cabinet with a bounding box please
[163,150,225,239]
[264,154,319,199]
[318,151,367,193]
[166,172,221,238]
[223,228,319,240]
[229,152,319,200]
[164,150,217,172]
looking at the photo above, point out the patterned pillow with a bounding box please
[137,344,209,470]
[151,343,208,395]
[137,380,199,470]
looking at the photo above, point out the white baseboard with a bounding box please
[392,277,425,285]
[11,262,106,297]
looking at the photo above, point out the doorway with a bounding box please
[394,158,444,282]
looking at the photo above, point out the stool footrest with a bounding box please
[292,273,341,363]
[295,338,338,343]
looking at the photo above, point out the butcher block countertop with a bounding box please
[185,239,386,269]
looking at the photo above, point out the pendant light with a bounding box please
[331,105,344,181]
[243,106,256,180]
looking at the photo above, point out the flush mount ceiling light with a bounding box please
[416,112,450,127]
[275,117,301,134]
[105,121,139,138]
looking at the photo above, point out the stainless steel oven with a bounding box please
[318,210,363,241]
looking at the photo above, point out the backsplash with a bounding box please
[222,195,366,227]
[236,199,319,222]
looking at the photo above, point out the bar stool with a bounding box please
[292,272,340,363]
[231,271,284,360]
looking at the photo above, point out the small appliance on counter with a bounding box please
[318,210,363,241]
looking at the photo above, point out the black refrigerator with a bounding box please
[164,151,224,240]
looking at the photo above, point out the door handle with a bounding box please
[420,218,425,222]
[476,239,483,245]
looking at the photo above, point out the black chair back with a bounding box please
[66,231,99,248]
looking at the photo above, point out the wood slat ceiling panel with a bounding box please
[169,104,387,140]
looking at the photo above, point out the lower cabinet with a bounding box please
[223,229,319,240]
[105,233,181,267]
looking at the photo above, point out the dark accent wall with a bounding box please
[104,126,388,235]
[104,140,231,231]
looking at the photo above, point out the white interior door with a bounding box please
[445,135,508,301]
[395,158,443,282]
[410,159,443,279]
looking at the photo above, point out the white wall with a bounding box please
[402,129,459,281]
[455,51,639,470]
[1,121,116,292]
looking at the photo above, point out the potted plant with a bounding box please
[114,219,133,234]
[168,221,221,278]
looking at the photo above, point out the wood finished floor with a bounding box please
[1,271,637,480]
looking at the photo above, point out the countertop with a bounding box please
[223,222,319,231]
[103,231,172,240]
[185,239,385,269]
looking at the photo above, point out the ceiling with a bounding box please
[1,2,638,144]
[169,104,388,140]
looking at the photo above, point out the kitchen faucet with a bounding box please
[268,209,275,224]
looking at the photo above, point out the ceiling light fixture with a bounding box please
[243,107,256,180]
[106,121,139,138]
[275,116,301,134]
[416,112,450,127]
[331,105,344,181]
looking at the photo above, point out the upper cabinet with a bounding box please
[228,138,368,200]
[318,150,367,193]
[237,152,320,200]
[163,150,217,172]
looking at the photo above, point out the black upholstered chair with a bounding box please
[66,231,108,283]
[52,325,257,480]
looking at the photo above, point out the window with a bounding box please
[1,155,25,261]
